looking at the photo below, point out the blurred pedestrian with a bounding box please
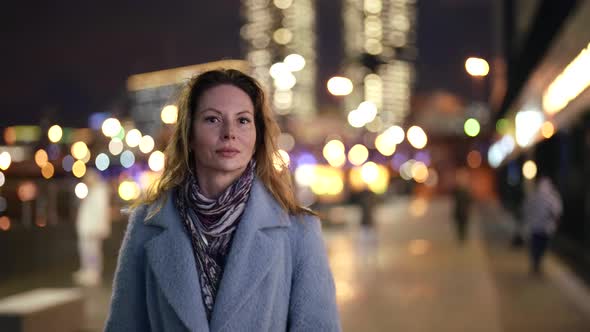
[452,168,472,244]
[73,168,111,286]
[105,69,340,331]
[523,174,562,275]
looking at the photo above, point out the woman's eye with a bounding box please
[205,116,219,123]
[239,117,252,124]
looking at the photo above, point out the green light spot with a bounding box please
[464,118,480,137]
[116,127,126,140]
[496,118,508,135]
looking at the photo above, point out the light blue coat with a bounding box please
[105,179,341,331]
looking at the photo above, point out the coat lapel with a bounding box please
[209,180,289,331]
[144,192,210,331]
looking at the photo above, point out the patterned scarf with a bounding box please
[175,160,256,320]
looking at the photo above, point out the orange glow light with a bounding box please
[0,216,10,231]
[3,127,16,145]
[541,121,555,139]
[467,150,482,168]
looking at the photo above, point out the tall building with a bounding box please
[240,0,317,117]
[342,0,417,131]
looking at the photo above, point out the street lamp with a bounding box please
[465,57,489,77]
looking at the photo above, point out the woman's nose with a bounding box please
[222,123,236,140]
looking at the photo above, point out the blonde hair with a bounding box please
[140,69,310,217]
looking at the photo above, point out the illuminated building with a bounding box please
[241,0,317,117]
[342,0,417,129]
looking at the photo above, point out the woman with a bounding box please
[105,69,341,331]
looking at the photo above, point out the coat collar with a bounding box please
[143,178,290,331]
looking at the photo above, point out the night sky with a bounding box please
[0,0,492,128]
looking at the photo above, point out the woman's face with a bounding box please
[191,84,257,181]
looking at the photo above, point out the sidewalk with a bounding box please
[476,200,590,331]
[326,196,590,332]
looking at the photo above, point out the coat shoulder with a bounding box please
[285,213,325,260]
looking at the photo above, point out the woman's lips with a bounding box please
[216,148,239,157]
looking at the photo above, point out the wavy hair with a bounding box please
[141,69,309,216]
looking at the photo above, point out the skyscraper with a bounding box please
[343,0,417,131]
[241,0,317,117]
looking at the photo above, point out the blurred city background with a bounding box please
[1,0,590,331]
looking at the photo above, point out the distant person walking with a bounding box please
[452,168,472,244]
[73,168,111,286]
[523,174,562,275]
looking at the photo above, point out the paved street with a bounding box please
[1,195,590,331]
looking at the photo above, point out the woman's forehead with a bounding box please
[197,84,254,110]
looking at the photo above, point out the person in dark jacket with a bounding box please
[452,168,471,244]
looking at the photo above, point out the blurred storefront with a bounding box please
[491,0,590,279]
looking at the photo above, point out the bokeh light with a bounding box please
[0,152,12,170]
[309,166,344,196]
[118,180,141,201]
[384,125,405,144]
[71,141,89,160]
[41,163,54,179]
[72,160,87,178]
[327,77,353,96]
[48,125,63,143]
[357,101,378,124]
[284,54,305,71]
[522,160,537,180]
[541,121,555,138]
[35,149,49,167]
[148,151,165,172]
[361,162,379,184]
[407,126,428,149]
[323,139,346,168]
[120,150,135,168]
[139,135,155,154]
[125,129,142,148]
[465,57,489,77]
[95,153,110,171]
[109,138,124,155]
[102,118,122,137]
[161,105,178,124]
[3,128,16,145]
[467,150,482,168]
[17,181,37,202]
[75,182,89,199]
[62,155,75,172]
[496,118,509,135]
[348,144,369,166]
[0,171,5,187]
[375,133,396,156]
[0,216,10,231]
[464,118,481,137]
[411,161,429,183]
[295,164,317,187]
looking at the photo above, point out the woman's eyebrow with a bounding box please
[236,110,254,116]
[198,107,222,114]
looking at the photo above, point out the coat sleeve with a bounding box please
[104,206,151,332]
[288,216,341,331]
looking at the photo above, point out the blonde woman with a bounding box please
[105,69,340,331]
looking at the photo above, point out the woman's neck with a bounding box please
[195,171,241,198]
